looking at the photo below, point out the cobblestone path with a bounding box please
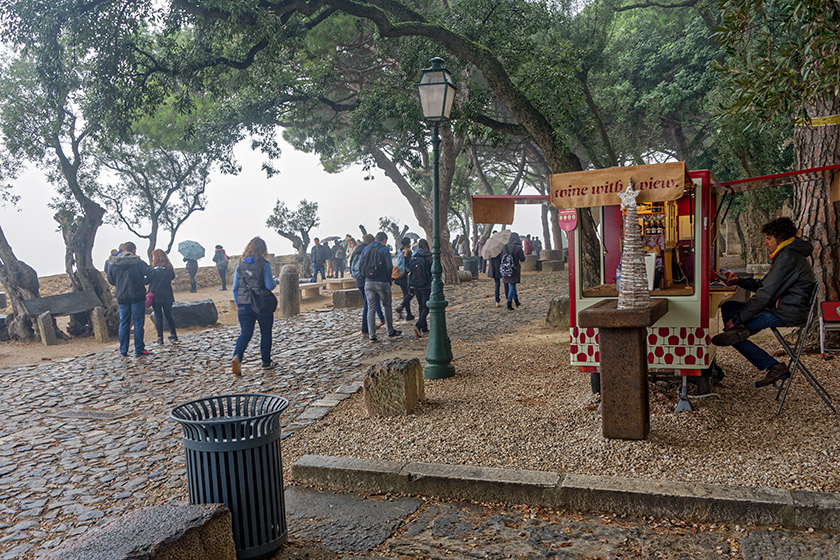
[0,273,563,558]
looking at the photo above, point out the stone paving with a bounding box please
[0,274,555,559]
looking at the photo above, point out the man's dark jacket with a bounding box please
[107,253,150,304]
[408,248,433,290]
[733,237,816,326]
[311,244,329,266]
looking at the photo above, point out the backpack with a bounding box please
[349,247,363,279]
[500,252,514,278]
[391,250,406,279]
[361,245,387,279]
[408,254,429,288]
[334,245,346,260]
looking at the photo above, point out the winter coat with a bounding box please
[311,244,329,266]
[360,242,392,284]
[501,237,526,285]
[213,249,229,269]
[184,258,198,274]
[523,237,533,255]
[408,248,433,290]
[233,257,277,308]
[733,237,817,326]
[146,266,176,305]
[107,253,150,304]
[487,255,502,280]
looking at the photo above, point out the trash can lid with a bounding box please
[170,393,289,425]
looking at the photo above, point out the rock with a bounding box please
[37,312,58,346]
[278,265,301,317]
[151,300,218,329]
[90,306,110,343]
[458,270,474,282]
[542,260,565,272]
[545,294,571,329]
[41,502,236,560]
[333,289,363,308]
[522,254,538,272]
[363,358,424,417]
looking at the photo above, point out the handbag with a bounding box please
[249,287,277,315]
[145,291,155,309]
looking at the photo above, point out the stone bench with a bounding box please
[333,288,363,308]
[299,282,327,299]
[541,260,565,272]
[363,358,425,417]
[151,299,219,329]
[22,290,108,345]
[42,502,235,560]
[325,278,357,290]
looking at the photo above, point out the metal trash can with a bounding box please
[171,393,289,560]
[462,256,479,279]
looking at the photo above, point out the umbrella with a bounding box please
[321,236,340,243]
[177,240,205,260]
[405,232,420,240]
[481,230,512,259]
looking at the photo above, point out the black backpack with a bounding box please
[361,245,387,278]
[500,252,514,278]
[409,255,429,288]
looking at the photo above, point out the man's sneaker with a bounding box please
[261,361,277,370]
[377,319,385,328]
[120,352,128,357]
[168,335,178,342]
[405,315,416,321]
[711,325,750,346]
[155,338,164,344]
[388,329,402,338]
[496,301,501,308]
[369,337,379,343]
[755,363,791,388]
[232,356,242,376]
[136,349,149,356]
[396,307,404,319]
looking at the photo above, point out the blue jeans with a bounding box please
[118,300,146,355]
[506,282,519,304]
[721,300,786,371]
[233,304,274,365]
[311,264,325,282]
[359,286,383,333]
[365,281,394,339]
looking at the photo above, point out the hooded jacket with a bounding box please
[408,248,433,290]
[733,237,816,326]
[146,266,175,305]
[107,253,150,304]
[501,233,526,284]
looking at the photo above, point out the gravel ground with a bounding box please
[284,272,840,494]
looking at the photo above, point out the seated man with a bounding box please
[711,217,816,388]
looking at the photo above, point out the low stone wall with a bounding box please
[42,502,236,560]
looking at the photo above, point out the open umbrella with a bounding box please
[321,235,340,243]
[405,232,420,240]
[481,230,512,259]
[177,240,205,260]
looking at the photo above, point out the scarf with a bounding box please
[769,237,795,259]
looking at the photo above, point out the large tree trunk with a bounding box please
[549,206,563,253]
[540,204,551,251]
[738,194,772,266]
[0,225,40,341]
[793,97,840,304]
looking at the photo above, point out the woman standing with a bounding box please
[232,237,278,375]
[501,232,526,310]
[147,249,178,344]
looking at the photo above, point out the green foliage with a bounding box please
[266,199,320,251]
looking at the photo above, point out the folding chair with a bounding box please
[820,301,840,359]
[770,288,836,415]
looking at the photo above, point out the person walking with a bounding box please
[408,239,433,338]
[534,237,542,260]
[361,231,401,342]
[213,245,229,290]
[147,249,178,344]
[231,236,278,375]
[310,238,328,282]
[350,234,384,336]
[487,251,503,308]
[333,240,347,278]
[184,257,199,293]
[476,236,487,274]
[394,236,415,321]
[501,232,526,310]
[523,234,534,256]
[107,241,150,357]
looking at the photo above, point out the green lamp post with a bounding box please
[416,57,456,380]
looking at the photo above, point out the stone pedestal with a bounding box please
[545,295,570,329]
[578,299,668,440]
[542,260,565,272]
[37,312,57,346]
[522,254,538,271]
[363,358,424,417]
[457,270,473,282]
[333,288,363,308]
[278,265,301,317]
[90,306,110,343]
[542,249,563,262]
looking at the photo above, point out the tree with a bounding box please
[717,0,840,302]
[266,199,320,273]
[378,217,409,245]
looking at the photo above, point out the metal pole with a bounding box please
[424,122,455,379]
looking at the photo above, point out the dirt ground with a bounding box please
[0,269,336,369]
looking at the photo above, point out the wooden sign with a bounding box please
[472,197,515,225]
[550,162,690,209]
[557,208,577,231]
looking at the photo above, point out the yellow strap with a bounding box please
[795,114,840,127]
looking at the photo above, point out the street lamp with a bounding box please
[416,57,456,380]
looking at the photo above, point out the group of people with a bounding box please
[310,237,352,281]
[485,232,526,310]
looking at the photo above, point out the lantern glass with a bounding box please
[416,60,456,121]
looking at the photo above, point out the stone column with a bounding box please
[277,265,300,317]
[91,306,110,343]
[578,299,667,440]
